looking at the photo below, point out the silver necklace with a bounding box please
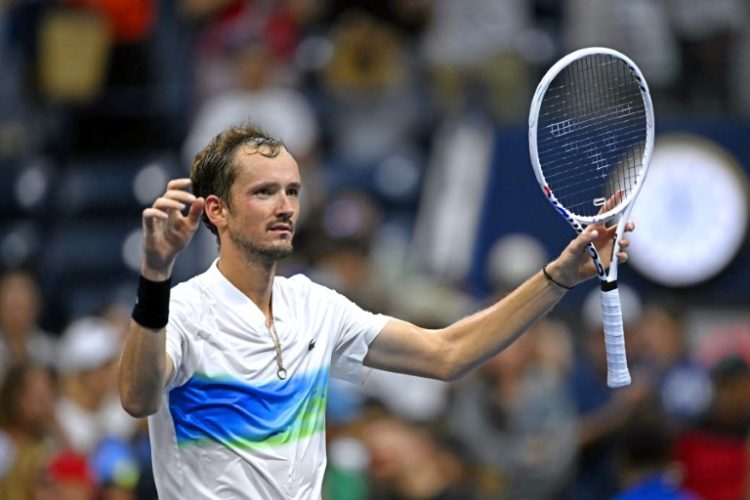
[267,322,287,380]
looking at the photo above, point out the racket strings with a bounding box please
[536,54,647,217]
[538,124,645,173]
[538,137,645,195]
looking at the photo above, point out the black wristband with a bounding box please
[542,265,573,290]
[132,275,171,330]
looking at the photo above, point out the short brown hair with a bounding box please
[190,123,285,237]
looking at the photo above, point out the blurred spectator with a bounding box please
[669,0,748,113]
[128,419,158,500]
[730,14,750,115]
[613,411,697,500]
[0,3,36,159]
[565,286,657,499]
[36,0,162,153]
[0,363,62,500]
[325,435,369,500]
[563,0,679,93]
[673,356,750,500]
[303,191,386,308]
[55,316,138,455]
[43,448,96,500]
[180,0,319,101]
[420,0,532,121]
[322,10,425,164]
[0,269,57,383]
[63,0,155,45]
[90,437,140,500]
[633,302,712,426]
[447,318,577,499]
[361,414,478,500]
[182,36,320,166]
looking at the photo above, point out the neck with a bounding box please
[217,248,276,322]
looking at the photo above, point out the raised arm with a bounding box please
[364,221,634,381]
[119,179,204,418]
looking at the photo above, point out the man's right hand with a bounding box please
[141,178,205,280]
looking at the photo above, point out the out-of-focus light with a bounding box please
[15,163,48,209]
[486,233,548,289]
[0,224,37,266]
[133,162,168,206]
[374,155,420,200]
[515,28,556,66]
[295,35,334,72]
[324,199,365,238]
[629,134,749,287]
[121,229,142,272]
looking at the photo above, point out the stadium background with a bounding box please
[1,1,750,499]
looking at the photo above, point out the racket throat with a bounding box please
[601,280,618,292]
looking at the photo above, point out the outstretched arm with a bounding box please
[119,179,204,417]
[364,221,634,381]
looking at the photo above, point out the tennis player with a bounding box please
[119,124,634,499]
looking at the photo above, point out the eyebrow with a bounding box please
[249,180,303,190]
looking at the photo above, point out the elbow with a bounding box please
[121,397,158,419]
[119,388,159,418]
[432,343,469,382]
[440,364,471,383]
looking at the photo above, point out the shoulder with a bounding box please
[276,273,348,307]
[278,273,329,295]
[171,277,201,303]
[171,265,217,294]
[169,271,211,316]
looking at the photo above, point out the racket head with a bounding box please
[529,47,655,224]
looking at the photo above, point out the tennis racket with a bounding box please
[528,47,654,388]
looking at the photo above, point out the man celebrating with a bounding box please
[119,124,633,499]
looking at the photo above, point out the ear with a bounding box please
[204,195,228,230]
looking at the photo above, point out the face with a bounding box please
[212,146,302,263]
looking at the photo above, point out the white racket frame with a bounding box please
[528,47,655,388]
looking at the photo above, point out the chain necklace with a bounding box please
[267,322,287,380]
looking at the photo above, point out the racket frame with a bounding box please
[528,46,655,283]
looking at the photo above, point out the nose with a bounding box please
[276,192,294,218]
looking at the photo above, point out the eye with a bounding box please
[287,187,300,197]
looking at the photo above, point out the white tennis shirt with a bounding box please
[148,261,389,499]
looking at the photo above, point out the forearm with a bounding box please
[119,321,169,418]
[439,268,567,380]
[119,265,172,417]
[119,178,201,416]
[366,266,569,380]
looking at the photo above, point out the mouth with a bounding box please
[268,223,293,235]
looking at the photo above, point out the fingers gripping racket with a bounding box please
[528,47,654,388]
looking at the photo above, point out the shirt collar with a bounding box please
[203,259,289,327]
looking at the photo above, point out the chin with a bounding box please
[263,244,294,261]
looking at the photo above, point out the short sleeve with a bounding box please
[326,289,390,384]
[164,289,198,390]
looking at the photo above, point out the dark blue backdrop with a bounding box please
[469,120,750,309]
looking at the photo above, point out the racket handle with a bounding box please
[601,286,631,388]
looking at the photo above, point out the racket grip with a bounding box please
[601,286,631,388]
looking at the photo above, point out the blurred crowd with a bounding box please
[1,0,750,499]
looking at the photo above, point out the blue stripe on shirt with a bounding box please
[169,367,329,448]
